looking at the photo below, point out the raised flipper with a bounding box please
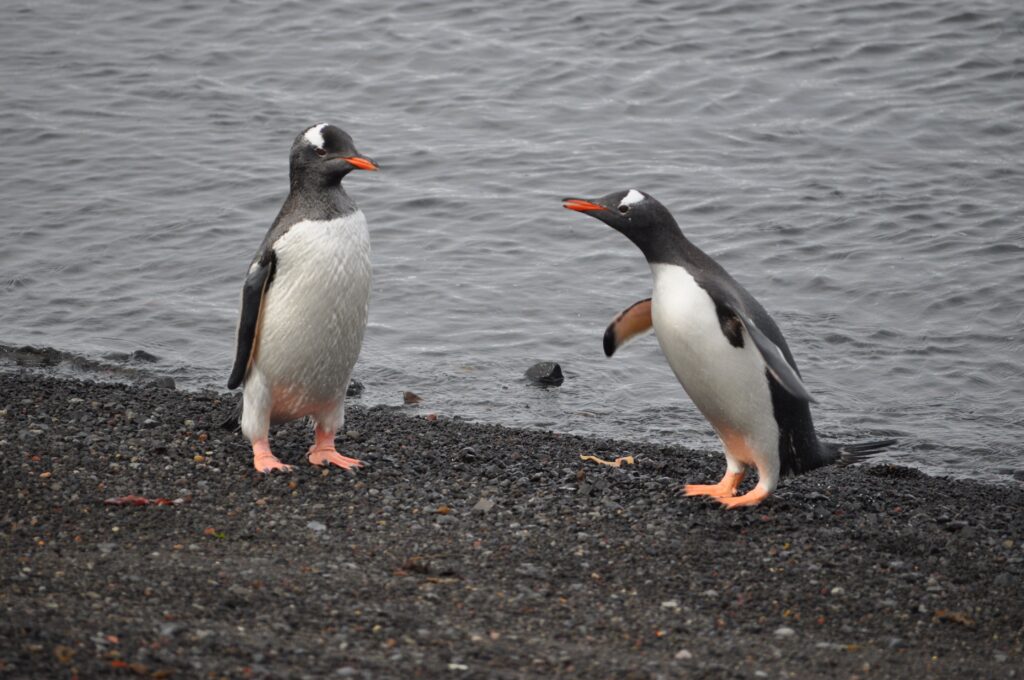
[603,298,653,357]
[734,310,816,403]
[227,250,276,390]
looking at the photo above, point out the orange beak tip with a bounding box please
[344,156,379,171]
[562,198,605,213]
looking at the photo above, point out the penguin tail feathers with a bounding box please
[220,393,243,432]
[830,439,897,466]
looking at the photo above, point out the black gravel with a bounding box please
[1,371,1022,679]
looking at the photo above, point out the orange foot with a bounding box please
[253,439,293,473]
[308,448,364,469]
[685,471,744,498]
[717,485,770,509]
[307,428,363,470]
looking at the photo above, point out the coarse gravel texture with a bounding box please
[1,371,1022,679]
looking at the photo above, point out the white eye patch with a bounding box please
[619,189,644,208]
[304,123,329,150]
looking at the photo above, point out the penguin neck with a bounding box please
[284,177,358,222]
[631,223,698,270]
[636,226,735,294]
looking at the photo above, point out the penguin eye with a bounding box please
[618,204,630,214]
[314,147,327,157]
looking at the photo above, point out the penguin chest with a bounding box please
[649,264,775,447]
[255,213,371,401]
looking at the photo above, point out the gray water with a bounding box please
[2,0,1022,483]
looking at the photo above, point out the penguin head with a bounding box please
[290,123,378,187]
[563,189,681,256]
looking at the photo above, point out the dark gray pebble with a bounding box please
[524,361,564,386]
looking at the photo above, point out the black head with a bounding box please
[563,189,684,261]
[289,123,379,189]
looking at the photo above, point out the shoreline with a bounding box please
[4,342,1022,487]
[1,370,1022,678]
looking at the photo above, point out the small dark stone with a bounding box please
[525,361,564,386]
[8,345,63,367]
[102,351,131,362]
[146,377,176,390]
[431,561,459,577]
[346,379,364,397]
[131,350,160,363]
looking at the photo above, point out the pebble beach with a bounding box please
[1,370,1022,678]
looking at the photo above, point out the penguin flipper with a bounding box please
[737,313,816,404]
[227,251,276,390]
[603,298,652,357]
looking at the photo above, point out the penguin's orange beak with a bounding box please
[562,198,605,212]
[343,156,379,171]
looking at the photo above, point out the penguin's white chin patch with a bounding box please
[620,189,644,208]
[304,123,329,150]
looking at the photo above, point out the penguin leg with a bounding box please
[242,370,292,473]
[716,444,780,509]
[307,403,363,470]
[685,427,748,497]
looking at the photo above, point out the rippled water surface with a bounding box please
[2,0,1022,482]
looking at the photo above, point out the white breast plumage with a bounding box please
[252,211,371,417]
[649,263,778,458]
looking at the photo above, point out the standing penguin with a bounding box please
[228,123,378,473]
[563,189,893,507]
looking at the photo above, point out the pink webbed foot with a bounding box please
[307,428,363,470]
[716,485,771,509]
[308,449,364,469]
[252,439,293,473]
[684,471,744,498]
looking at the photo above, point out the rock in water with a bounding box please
[525,361,564,386]
[347,378,364,397]
[7,345,63,367]
[131,350,160,363]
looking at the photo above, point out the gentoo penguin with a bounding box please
[227,123,378,473]
[563,189,894,508]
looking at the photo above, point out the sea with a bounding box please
[2,0,1022,483]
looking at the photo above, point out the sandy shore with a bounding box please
[1,370,1021,679]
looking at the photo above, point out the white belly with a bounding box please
[649,263,778,461]
[253,212,371,419]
